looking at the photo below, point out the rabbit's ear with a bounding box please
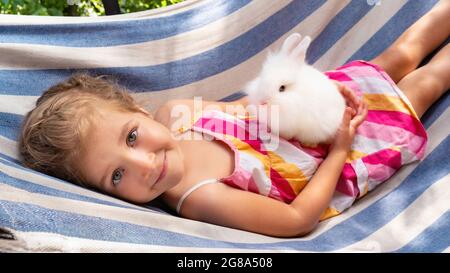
[280,33,302,55]
[291,36,311,62]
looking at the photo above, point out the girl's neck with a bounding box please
[162,130,235,205]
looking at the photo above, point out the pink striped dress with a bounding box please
[176,60,428,220]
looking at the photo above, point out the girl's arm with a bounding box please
[289,100,368,231]
[180,101,368,237]
[180,148,348,237]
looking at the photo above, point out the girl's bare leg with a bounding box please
[397,43,450,118]
[370,1,450,83]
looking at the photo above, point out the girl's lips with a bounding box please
[155,151,167,185]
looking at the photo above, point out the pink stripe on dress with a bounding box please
[365,110,425,136]
[357,121,426,157]
[247,176,260,194]
[194,117,269,155]
[341,66,384,79]
[364,162,397,183]
[270,168,297,202]
[268,185,283,202]
[325,71,363,96]
[325,70,353,81]
[288,140,329,159]
[221,167,252,191]
[362,149,402,170]
[336,163,359,197]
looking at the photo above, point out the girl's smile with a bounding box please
[155,150,168,185]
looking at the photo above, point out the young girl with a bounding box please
[19,2,449,237]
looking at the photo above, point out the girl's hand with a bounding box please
[333,80,360,117]
[330,100,368,153]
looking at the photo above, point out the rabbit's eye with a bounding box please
[279,85,286,92]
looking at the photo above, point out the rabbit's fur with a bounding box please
[245,33,345,145]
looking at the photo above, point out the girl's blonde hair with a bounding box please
[18,73,144,186]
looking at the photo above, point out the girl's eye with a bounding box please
[112,169,123,186]
[127,129,138,146]
[279,85,286,92]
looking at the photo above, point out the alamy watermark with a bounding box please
[170,97,281,151]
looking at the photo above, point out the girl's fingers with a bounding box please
[344,86,360,110]
[342,107,353,127]
[351,101,368,128]
[356,97,365,115]
[341,88,355,110]
[336,82,360,114]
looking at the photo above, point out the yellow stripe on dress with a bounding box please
[267,151,309,195]
[346,149,367,163]
[227,136,272,177]
[320,207,341,221]
[227,136,310,195]
[363,93,412,116]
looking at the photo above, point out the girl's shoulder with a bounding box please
[153,99,195,128]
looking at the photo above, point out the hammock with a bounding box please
[0,0,448,252]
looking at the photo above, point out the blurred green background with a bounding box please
[0,0,184,16]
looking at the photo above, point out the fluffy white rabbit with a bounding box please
[245,33,346,145]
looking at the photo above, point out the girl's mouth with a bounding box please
[155,151,167,185]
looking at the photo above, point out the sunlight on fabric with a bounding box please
[314,0,407,70]
[3,230,295,253]
[336,174,450,252]
[0,95,37,115]
[0,136,17,160]
[0,183,278,243]
[0,1,287,70]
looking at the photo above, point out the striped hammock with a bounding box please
[0,0,448,252]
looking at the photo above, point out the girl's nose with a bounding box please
[127,151,157,181]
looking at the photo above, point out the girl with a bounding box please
[19,2,449,237]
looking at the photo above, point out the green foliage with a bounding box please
[0,0,184,16]
[0,0,67,16]
[120,0,183,14]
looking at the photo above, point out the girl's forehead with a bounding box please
[87,108,151,137]
[91,106,141,125]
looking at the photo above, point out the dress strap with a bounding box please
[176,178,218,214]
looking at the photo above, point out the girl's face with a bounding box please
[77,106,185,203]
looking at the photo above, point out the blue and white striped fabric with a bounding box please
[0,0,449,252]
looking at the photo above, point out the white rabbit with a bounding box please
[244,33,346,145]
